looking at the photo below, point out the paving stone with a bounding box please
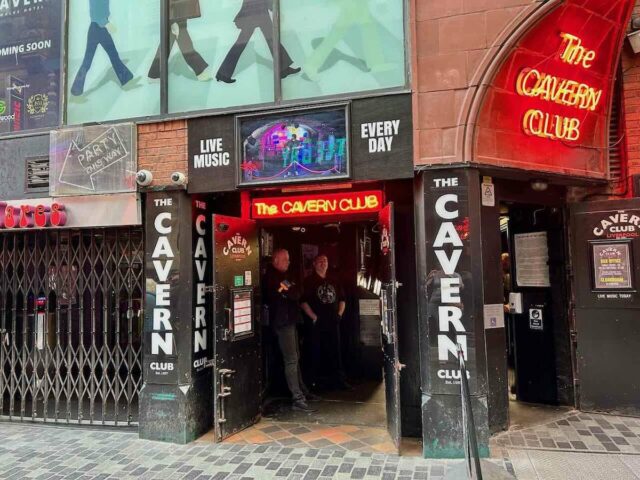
[0,422,508,480]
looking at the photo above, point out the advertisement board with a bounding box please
[0,0,64,133]
[50,123,136,196]
[237,106,349,186]
[591,241,634,291]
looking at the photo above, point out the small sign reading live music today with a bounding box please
[49,123,136,196]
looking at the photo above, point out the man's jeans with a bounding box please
[274,324,307,402]
[72,22,133,96]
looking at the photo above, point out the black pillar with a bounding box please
[139,190,214,443]
[415,168,490,458]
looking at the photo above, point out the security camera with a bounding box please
[171,172,186,186]
[136,170,153,186]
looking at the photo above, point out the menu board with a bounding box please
[592,242,633,290]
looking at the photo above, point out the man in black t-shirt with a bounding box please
[301,254,349,390]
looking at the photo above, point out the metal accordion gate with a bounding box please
[0,227,144,426]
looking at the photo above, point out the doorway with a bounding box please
[259,221,386,429]
[207,202,403,451]
[499,203,574,428]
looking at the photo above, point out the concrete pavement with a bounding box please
[0,422,504,480]
[1,414,640,479]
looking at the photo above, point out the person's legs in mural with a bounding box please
[215,26,254,83]
[98,25,134,87]
[356,4,385,73]
[148,21,210,81]
[175,22,211,80]
[148,30,178,80]
[257,21,300,79]
[71,22,101,96]
[302,0,384,81]
[302,3,353,81]
[216,7,300,83]
[72,21,134,96]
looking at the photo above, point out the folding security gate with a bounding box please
[0,228,144,426]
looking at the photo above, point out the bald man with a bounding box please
[263,249,316,412]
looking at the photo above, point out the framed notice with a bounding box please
[232,289,253,338]
[591,241,634,291]
[514,232,551,287]
[237,105,349,186]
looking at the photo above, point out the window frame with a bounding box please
[0,0,410,140]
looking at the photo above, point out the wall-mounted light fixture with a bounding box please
[530,179,548,192]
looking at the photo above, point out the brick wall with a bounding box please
[412,0,534,165]
[567,1,640,202]
[137,120,188,187]
[622,2,640,191]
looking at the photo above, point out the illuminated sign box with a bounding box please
[237,105,349,187]
[252,190,383,220]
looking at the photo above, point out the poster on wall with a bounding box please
[514,232,551,287]
[238,106,349,186]
[0,0,63,133]
[49,123,136,196]
[592,242,633,290]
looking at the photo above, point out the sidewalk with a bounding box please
[1,411,639,479]
[493,410,640,479]
[0,422,502,480]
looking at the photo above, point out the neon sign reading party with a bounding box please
[515,33,602,142]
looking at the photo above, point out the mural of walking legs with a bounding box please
[71,1,134,97]
[148,21,210,81]
[302,1,384,81]
[216,0,299,83]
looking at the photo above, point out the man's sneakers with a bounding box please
[292,399,317,413]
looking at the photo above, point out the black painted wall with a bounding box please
[385,180,421,437]
[479,197,508,434]
[415,168,490,458]
[139,190,213,444]
[571,198,640,415]
[0,135,50,200]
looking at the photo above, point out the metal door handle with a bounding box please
[223,308,232,340]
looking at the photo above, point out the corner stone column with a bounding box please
[415,168,490,458]
[139,190,213,444]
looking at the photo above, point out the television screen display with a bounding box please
[238,106,349,186]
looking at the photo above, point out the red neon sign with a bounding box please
[475,0,634,178]
[0,202,67,229]
[252,190,383,219]
[514,32,604,143]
